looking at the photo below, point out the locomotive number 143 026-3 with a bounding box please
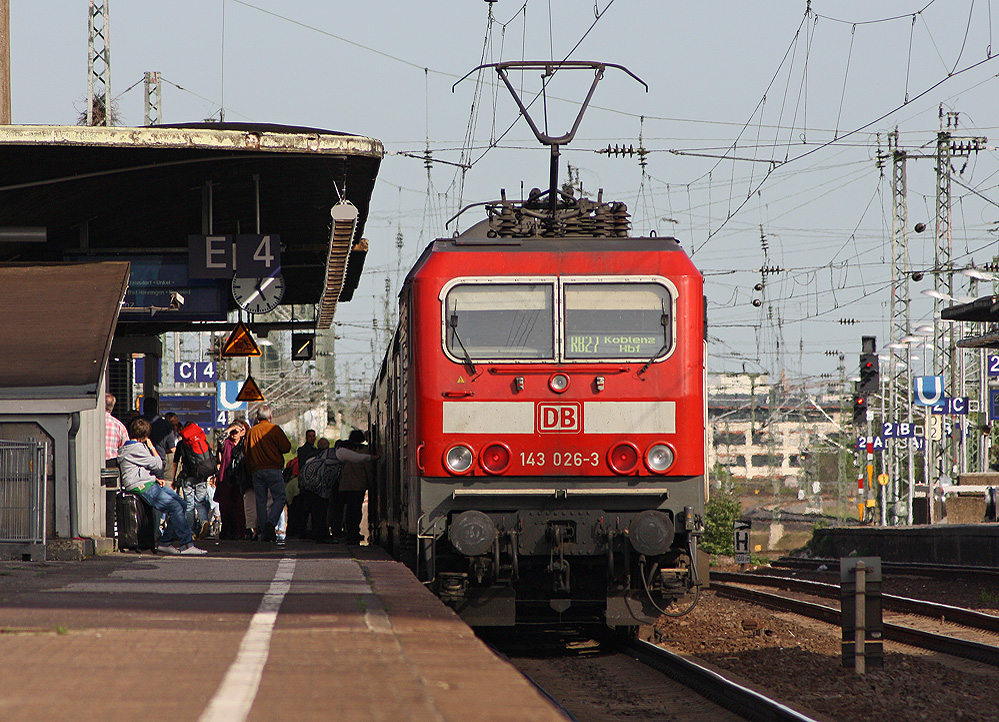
[520,451,600,468]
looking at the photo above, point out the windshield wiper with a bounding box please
[637,302,670,377]
[449,312,477,376]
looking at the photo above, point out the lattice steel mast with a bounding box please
[144,71,161,126]
[86,0,111,126]
[888,130,914,524]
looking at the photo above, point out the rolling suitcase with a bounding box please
[116,489,157,552]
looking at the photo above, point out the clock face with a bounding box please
[231,274,285,314]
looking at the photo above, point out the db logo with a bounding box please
[538,403,581,433]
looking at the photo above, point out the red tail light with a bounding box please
[608,442,640,474]
[480,443,511,474]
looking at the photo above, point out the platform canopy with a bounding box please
[941,295,999,348]
[0,123,383,334]
[0,262,128,402]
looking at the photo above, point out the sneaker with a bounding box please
[157,544,182,555]
[198,521,211,540]
[179,544,208,555]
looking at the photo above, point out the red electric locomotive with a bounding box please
[368,62,707,628]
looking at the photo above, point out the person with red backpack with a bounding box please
[173,419,219,540]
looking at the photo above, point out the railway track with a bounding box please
[481,627,825,722]
[712,571,999,666]
[772,556,999,581]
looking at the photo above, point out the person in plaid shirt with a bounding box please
[105,392,129,464]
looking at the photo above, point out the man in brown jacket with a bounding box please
[245,404,291,542]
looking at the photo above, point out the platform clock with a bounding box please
[231,274,285,314]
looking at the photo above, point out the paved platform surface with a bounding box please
[0,540,567,722]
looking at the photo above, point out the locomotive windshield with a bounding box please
[564,282,672,359]
[445,283,554,359]
[442,279,674,362]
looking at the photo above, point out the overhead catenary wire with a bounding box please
[266,1,999,383]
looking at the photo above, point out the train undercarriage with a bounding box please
[380,505,706,627]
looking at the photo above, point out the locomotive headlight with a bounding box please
[628,510,675,556]
[645,443,675,473]
[445,444,474,474]
[449,510,497,557]
[548,373,570,393]
[480,443,511,474]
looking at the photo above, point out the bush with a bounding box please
[702,491,743,555]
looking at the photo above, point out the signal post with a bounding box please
[853,337,880,522]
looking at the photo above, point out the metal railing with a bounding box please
[0,440,48,552]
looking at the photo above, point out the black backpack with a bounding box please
[299,449,343,499]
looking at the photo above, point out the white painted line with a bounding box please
[362,593,393,634]
[198,556,297,722]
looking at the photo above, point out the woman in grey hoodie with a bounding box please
[118,417,207,555]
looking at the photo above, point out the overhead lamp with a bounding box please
[921,289,953,301]
[914,325,934,334]
[962,268,996,281]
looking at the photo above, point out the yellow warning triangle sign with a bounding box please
[236,375,265,402]
[221,322,262,357]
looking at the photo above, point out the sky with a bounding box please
[10,0,999,394]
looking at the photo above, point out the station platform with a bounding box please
[0,540,567,722]
[812,523,999,566]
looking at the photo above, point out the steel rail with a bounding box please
[712,571,999,632]
[712,582,999,667]
[773,556,999,580]
[623,637,823,722]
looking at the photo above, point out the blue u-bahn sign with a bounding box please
[913,376,945,406]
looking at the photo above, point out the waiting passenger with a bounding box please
[104,392,128,466]
[245,404,291,543]
[329,430,377,544]
[117,417,207,555]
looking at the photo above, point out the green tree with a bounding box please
[701,491,743,555]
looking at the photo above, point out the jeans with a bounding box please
[181,478,212,531]
[139,482,193,547]
[253,468,286,531]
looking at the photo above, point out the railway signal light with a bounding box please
[859,353,879,394]
[291,332,316,361]
[853,393,868,425]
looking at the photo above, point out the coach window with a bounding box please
[444,283,554,360]
[563,282,672,360]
